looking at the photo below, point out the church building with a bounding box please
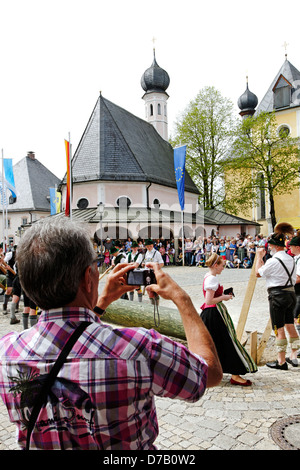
[59,50,259,242]
[237,53,300,234]
[59,50,200,243]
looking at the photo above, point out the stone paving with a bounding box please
[0,266,299,450]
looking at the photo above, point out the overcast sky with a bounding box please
[1,0,299,180]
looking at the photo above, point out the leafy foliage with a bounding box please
[170,86,238,209]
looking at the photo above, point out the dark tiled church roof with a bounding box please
[64,95,199,195]
[10,154,60,212]
[256,58,300,113]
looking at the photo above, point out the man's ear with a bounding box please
[82,265,93,293]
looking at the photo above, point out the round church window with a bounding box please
[77,198,89,209]
[278,125,290,138]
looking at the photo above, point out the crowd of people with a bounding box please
[95,236,177,267]
[182,233,275,268]
[95,232,286,269]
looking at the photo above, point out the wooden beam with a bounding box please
[257,318,273,364]
[236,261,257,341]
[250,330,257,363]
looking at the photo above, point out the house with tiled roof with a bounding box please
[3,151,60,245]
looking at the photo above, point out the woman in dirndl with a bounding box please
[200,253,257,386]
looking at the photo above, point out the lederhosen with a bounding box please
[12,263,37,310]
[6,252,16,288]
[143,250,161,264]
[114,252,126,265]
[12,262,22,298]
[127,252,142,297]
[113,252,128,299]
[267,257,296,332]
[293,257,300,321]
[127,252,139,264]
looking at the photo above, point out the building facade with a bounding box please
[236,55,300,234]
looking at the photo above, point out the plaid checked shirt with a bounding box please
[0,307,208,450]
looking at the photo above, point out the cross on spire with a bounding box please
[282,41,289,58]
[152,36,156,54]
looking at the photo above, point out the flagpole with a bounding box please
[174,144,187,268]
[69,132,72,221]
[1,150,4,251]
[64,134,72,219]
[181,210,185,266]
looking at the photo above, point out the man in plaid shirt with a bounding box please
[0,219,222,450]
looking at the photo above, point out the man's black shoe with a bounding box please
[286,357,298,367]
[266,360,288,370]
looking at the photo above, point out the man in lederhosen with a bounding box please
[2,246,17,315]
[289,230,300,359]
[134,239,164,268]
[255,223,300,369]
[134,239,164,305]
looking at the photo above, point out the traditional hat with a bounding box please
[290,230,300,246]
[144,238,154,245]
[268,222,294,247]
[110,246,119,254]
[131,241,139,248]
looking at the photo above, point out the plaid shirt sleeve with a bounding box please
[147,328,208,402]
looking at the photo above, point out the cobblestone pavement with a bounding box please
[0,266,299,450]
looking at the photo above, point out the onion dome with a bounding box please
[238,78,258,117]
[141,50,170,94]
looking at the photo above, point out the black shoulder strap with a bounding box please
[26,321,90,450]
[274,257,295,286]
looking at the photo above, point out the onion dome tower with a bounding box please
[238,77,258,118]
[141,49,170,140]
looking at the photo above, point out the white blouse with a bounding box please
[203,274,219,292]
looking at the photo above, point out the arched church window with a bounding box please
[153,198,160,208]
[150,104,153,116]
[117,196,131,208]
[158,103,161,115]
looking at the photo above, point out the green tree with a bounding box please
[224,111,300,229]
[170,86,238,209]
